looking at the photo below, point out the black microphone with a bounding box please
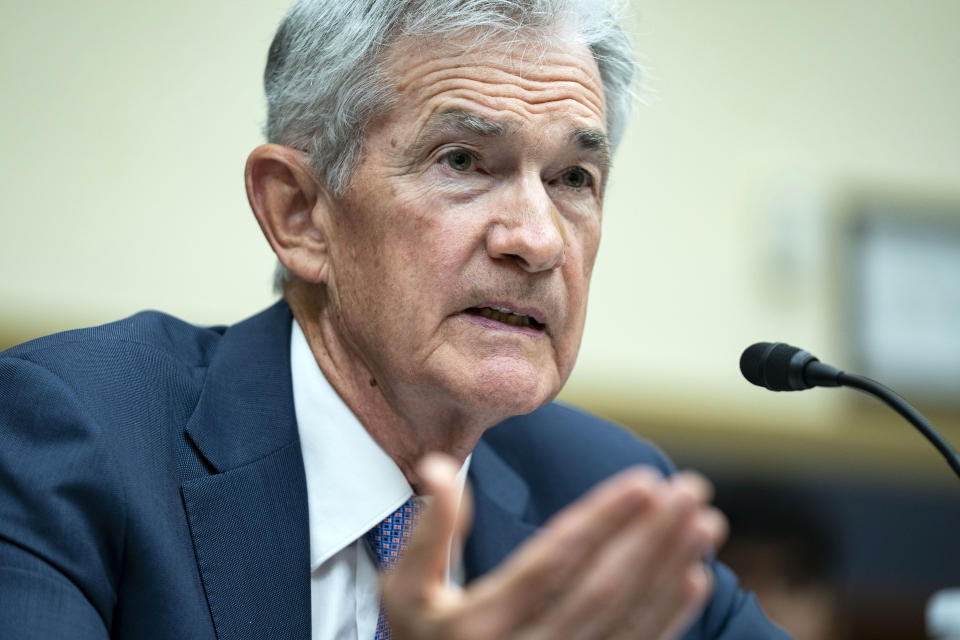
[739,342,843,391]
[740,341,960,481]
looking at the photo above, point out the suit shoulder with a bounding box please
[0,311,225,429]
[481,402,675,489]
[3,310,224,371]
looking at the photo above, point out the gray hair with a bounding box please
[264,0,637,290]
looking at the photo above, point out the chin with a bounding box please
[468,358,562,419]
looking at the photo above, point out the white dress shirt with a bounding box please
[290,320,470,640]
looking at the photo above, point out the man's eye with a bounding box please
[561,168,591,189]
[443,150,473,172]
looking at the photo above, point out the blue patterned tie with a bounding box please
[364,498,423,640]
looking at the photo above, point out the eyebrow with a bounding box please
[571,127,611,175]
[436,109,507,137]
[408,109,507,159]
[408,108,611,175]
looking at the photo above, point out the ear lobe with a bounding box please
[245,143,331,284]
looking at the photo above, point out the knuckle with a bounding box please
[689,509,727,549]
[621,482,656,511]
[679,564,712,606]
[672,472,712,503]
[707,508,729,543]
[689,516,715,547]
[624,465,663,485]
[625,468,664,496]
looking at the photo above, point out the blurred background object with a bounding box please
[715,480,844,640]
[928,589,960,639]
[2,1,959,638]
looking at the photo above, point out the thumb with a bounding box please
[387,453,470,604]
[421,454,473,551]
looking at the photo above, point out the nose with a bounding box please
[486,174,566,273]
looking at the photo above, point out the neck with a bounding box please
[285,282,487,488]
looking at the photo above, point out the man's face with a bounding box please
[321,33,608,422]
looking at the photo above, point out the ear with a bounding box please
[245,143,332,284]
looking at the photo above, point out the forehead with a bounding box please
[380,32,607,137]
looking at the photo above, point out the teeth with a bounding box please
[476,307,534,327]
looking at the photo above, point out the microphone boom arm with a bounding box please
[837,372,960,480]
[741,341,960,482]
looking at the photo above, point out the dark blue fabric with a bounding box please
[0,301,789,638]
[465,406,792,639]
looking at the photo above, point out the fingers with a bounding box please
[611,474,726,639]
[529,471,725,640]
[634,474,726,601]
[643,563,716,640]
[614,478,725,640]
[458,467,665,637]
[384,459,726,640]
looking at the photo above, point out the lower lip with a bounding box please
[460,312,546,337]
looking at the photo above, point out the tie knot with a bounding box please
[364,497,423,571]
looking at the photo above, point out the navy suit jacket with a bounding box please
[0,301,789,639]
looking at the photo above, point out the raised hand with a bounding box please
[382,454,727,640]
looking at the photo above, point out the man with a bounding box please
[0,0,789,638]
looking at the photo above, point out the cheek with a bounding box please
[567,220,601,294]
[581,217,602,274]
[393,197,486,278]
[555,222,600,354]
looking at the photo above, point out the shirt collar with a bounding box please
[289,319,470,571]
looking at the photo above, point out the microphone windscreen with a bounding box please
[740,342,775,388]
[741,342,811,390]
[762,343,806,390]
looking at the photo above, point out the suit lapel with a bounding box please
[181,301,311,639]
[464,438,539,582]
[176,300,541,633]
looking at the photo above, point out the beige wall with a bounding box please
[1,0,290,333]
[570,0,960,428]
[3,1,959,453]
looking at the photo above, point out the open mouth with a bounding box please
[465,306,545,330]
